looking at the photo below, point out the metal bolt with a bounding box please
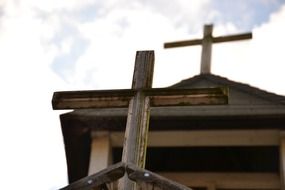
[144,172,150,177]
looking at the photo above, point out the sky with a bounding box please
[0,0,285,189]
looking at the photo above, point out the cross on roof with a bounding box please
[164,24,252,74]
[52,51,228,190]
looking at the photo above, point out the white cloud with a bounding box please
[0,0,285,189]
[64,0,216,89]
[213,4,285,95]
[0,1,69,189]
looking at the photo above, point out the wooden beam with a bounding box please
[163,33,252,48]
[159,172,280,189]
[119,51,154,190]
[110,130,280,147]
[52,87,228,110]
[200,24,213,74]
[213,33,252,43]
[52,89,135,109]
[147,88,228,107]
[280,131,285,190]
[60,162,125,190]
[88,132,112,175]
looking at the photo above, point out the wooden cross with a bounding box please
[53,51,228,190]
[164,24,252,74]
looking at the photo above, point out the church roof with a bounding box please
[171,73,285,105]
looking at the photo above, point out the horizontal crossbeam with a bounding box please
[213,33,252,43]
[164,32,252,48]
[52,89,135,109]
[52,87,228,109]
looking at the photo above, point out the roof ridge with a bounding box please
[170,74,285,105]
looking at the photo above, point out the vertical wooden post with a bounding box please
[119,51,155,190]
[88,132,112,175]
[200,24,213,74]
[280,131,285,190]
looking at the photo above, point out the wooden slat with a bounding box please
[164,33,252,48]
[52,89,135,109]
[148,87,228,106]
[127,163,192,190]
[60,162,125,190]
[213,32,252,43]
[52,87,228,109]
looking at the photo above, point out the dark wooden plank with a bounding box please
[146,87,228,106]
[164,32,252,48]
[144,87,227,96]
[52,89,135,109]
[126,163,192,190]
[213,33,252,43]
[131,51,155,89]
[52,87,227,109]
[60,162,125,190]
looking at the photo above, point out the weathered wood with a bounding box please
[164,24,252,74]
[119,51,154,190]
[52,87,228,109]
[88,132,112,175]
[52,89,135,109]
[126,163,192,190]
[60,162,125,190]
[147,88,228,106]
[280,131,285,190]
[110,129,280,147]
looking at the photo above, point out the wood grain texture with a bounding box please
[60,162,125,190]
[119,51,154,190]
[52,87,228,109]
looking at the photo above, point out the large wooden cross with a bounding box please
[164,24,252,74]
[53,51,228,190]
